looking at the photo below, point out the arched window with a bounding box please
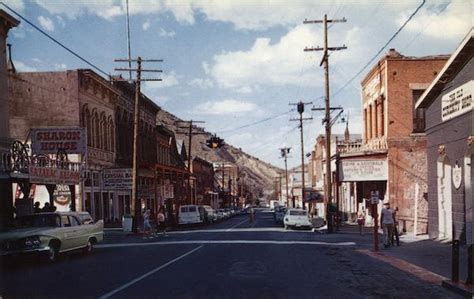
[82,106,92,147]
[100,112,107,150]
[108,116,115,153]
[93,111,100,149]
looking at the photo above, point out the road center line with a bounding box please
[226,218,249,232]
[99,245,204,299]
[97,240,356,249]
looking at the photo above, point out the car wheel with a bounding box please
[83,239,93,255]
[46,243,59,262]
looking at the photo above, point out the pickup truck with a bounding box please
[0,212,103,262]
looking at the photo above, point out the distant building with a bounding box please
[415,29,473,243]
[337,49,449,234]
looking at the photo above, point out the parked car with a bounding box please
[284,209,312,230]
[216,209,225,221]
[201,205,217,223]
[178,205,204,225]
[0,212,103,262]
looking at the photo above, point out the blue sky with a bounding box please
[2,0,472,169]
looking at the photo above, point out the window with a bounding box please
[93,172,100,187]
[61,215,71,227]
[189,206,197,212]
[69,216,80,226]
[412,90,425,133]
[289,210,307,216]
[84,171,91,187]
[181,206,189,213]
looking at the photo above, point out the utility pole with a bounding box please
[290,101,312,210]
[176,120,205,204]
[280,147,291,208]
[305,14,347,233]
[113,57,163,233]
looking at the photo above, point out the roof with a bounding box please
[0,9,20,29]
[416,28,474,109]
[361,48,450,86]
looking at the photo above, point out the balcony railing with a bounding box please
[337,136,387,154]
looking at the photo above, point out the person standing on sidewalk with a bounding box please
[142,209,152,239]
[357,210,365,235]
[381,202,395,248]
[392,207,400,246]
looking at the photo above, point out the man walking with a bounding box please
[380,202,394,248]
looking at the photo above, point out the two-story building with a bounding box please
[337,49,449,234]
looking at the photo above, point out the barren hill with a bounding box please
[157,110,283,200]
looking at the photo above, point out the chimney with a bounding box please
[386,48,402,58]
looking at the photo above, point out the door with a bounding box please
[437,158,452,240]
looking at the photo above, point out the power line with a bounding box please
[0,1,109,77]
[332,0,426,98]
[216,109,293,134]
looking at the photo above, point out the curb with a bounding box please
[442,280,473,298]
[356,249,447,284]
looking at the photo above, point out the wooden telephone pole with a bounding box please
[113,57,163,233]
[176,120,206,204]
[290,102,312,210]
[280,147,291,208]
[304,14,346,233]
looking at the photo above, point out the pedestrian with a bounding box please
[143,209,152,239]
[156,207,167,236]
[34,201,41,213]
[380,202,395,248]
[248,206,255,225]
[42,202,51,212]
[392,207,400,246]
[357,210,365,235]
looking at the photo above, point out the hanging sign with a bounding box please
[30,127,87,155]
[452,162,462,189]
[29,166,80,185]
[339,160,388,181]
[103,168,132,190]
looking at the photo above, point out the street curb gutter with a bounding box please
[357,249,473,298]
[442,280,473,298]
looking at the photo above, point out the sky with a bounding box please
[2,0,472,169]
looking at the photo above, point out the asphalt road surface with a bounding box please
[0,208,459,298]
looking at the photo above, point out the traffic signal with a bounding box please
[206,135,224,149]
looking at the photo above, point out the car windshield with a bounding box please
[15,214,60,228]
[289,210,307,216]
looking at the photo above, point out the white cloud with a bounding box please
[145,71,178,88]
[234,86,253,94]
[14,60,37,72]
[158,28,176,37]
[189,78,214,89]
[400,2,472,41]
[142,20,151,31]
[195,99,259,115]
[38,16,55,32]
[56,15,66,27]
[209,25,323,89]
[202,62,210,74]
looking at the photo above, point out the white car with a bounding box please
[284,209,312,230]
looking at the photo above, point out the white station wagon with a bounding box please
[284,209,313,230]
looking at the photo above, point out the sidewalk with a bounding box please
[341,223,473,298]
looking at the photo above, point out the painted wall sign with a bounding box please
[441,80,473,122]
[452,163,462,189]
[53,184,72,206]
[103,168,132,190]
[164,179,174,199]
[29,166,80,185]
[339,159,388,182]
[30,127,87,155]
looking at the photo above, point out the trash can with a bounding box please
[122,215,133,232]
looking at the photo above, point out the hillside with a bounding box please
[157,110,283,200]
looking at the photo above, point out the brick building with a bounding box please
[192,156,216,207]
[415,29,473,243]
[338,49,449,234]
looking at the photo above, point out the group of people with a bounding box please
[33,201,56,213]
[142,207,167,239]
[356,202,400,248]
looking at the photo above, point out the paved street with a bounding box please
[0,209,459,298]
